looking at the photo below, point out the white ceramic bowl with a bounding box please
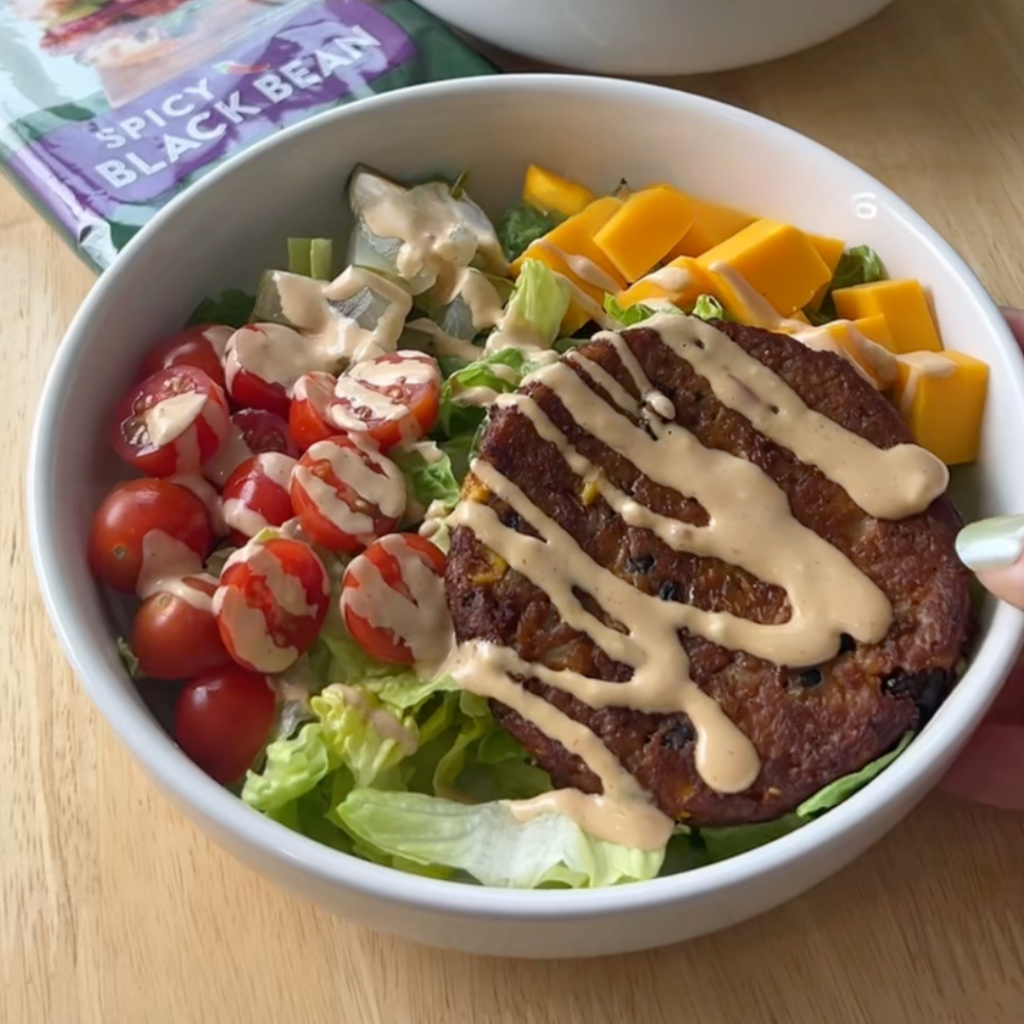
[28,75,1024,959]
[416,0,896,76]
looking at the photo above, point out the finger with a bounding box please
[956,514,1024,607]
[941,724,1024,810]
[1001,305,1024,348]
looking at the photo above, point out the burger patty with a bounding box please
[445,320,973,828]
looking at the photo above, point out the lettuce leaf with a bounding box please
[694,732,915,862]
[497,203,556,261]
[116,636,141,680]
[810,245,888,323]
[336,790,664,889]
[497,259,571,350]
[438,348,527,437]
[691,294,729,322]
[603,295,658,327]
[391,442,462,521]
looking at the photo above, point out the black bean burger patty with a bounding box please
[445,321,972,827]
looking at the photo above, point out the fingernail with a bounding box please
[956,515,1024,572]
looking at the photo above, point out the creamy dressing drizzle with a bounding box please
[136,531,206,604]
[332,355,440,432]
[442,312,948,849]
[292,438,406,543]
[360,181,507,284]
[896,351,955,418]
[434,268,506,332]
[529,239,622,295]
[145,392,207,447]
[406,318,483,363]
[641,265,694,292]
[344,533,453,673]
[201,424,253,488]
[707,262,810,333]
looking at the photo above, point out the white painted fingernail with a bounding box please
[956,515,1024,572]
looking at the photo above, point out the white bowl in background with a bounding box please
[28,75,1024,959]
[416,0,896,76]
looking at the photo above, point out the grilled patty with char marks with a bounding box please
[445,321,972,828]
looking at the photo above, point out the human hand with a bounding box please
[941,308,1024,809]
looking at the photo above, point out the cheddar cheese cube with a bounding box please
[512,196,627,302]
[806,234,846,311]
[616,256,719,310]
[560,300,592,337]
[893,351,989,464]
[668,198,755,259]
[697,220,833,317]
[853,314,892,349]
[788,310,811,325]
[833,279,941,354]
[593,186,697,282]
[795,319,896,389]
[523,165,595,219]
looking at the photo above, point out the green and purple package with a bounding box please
[0,0,495,271]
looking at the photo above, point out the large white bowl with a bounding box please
[416,0,896,76]
[28,75,1024,959]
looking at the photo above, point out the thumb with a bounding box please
[955,514,1024,608]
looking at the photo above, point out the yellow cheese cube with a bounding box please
[697,220,833,317]
[511,196,627,302]
[853,314,892,349]
[560,300,592,337]
[795,319,895,389]
[616,256,719,310]
[833,280,941,354]
[593,186,697,283]
[788,310,811,325]
[893,351,989,464]
[806,234,846,311]
[668,198,755,259]
[523,165,595,219]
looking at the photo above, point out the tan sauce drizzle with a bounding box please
[640,265,694,293]
[361,182,507,283]
[136,531,205,604]
[327,683,419,756]
[343,533,453,673]
[791,322,898,390]
[222,453,296,539]
[707,262,810,333]
[292,438,406,543]
[433,267,505,332]
[144,392,207,447]
[565,352,639,415]
[198,324,234,360]
[529,239,622,295]
[896,351,955,419]
[639,315,949,519]
[201,424,253,488]
[405,318,482,363]
[447,312,948,848]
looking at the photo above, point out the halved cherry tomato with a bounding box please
[289,372,337,452]
[112,365,229,476]
[225,324,305,417]
[222,453,297,543]
[139,324,232,389]
[341,533,449,664]
[290,434,406,553]
[332,351,441,451]
[201,409,297,488]
[89,479,211,592]
[133,574,232,680]
[214,537,329,673]
[174,666,276,784]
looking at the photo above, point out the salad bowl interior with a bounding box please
[28,74,1024,959]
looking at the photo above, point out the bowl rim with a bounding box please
[28,72,1024,920]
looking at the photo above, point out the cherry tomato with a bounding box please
[225,324,304,418]
[132,575,232,680]
[341,534,449,664]
[290,434,406,553]
[234,408,298,458]
[201,409,297,488]
[333,352,441,451]
[214,537,329,673]
[112,365,229,476]
[289,372,338,452]
[222,453,297,543]
[174,666,276,784]
[139,324,232,389]
[89,479,211,593]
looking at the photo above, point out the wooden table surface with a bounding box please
[5,0,1024,1020]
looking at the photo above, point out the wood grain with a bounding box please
[4,0,1024,1020]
